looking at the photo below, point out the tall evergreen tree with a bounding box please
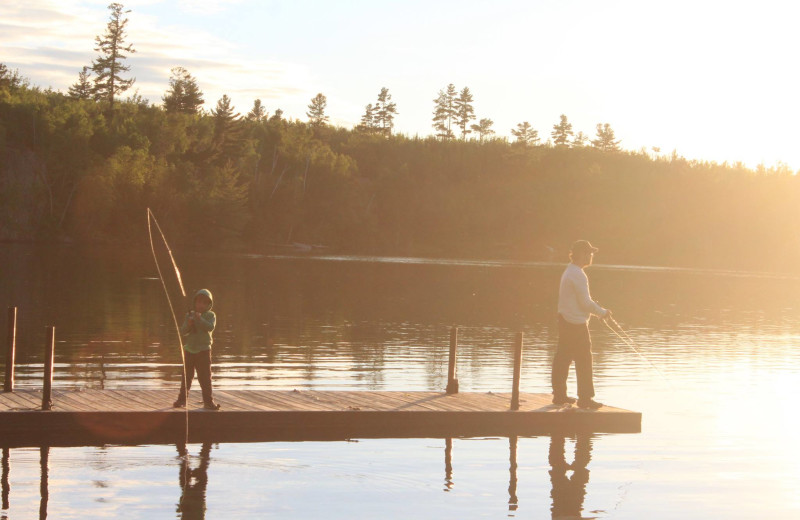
[68,66,93,100]
[91,2,136,112]
[551,114,574,147]
[432,83,457,140]
[306,93,329,127]
[374,87,398,137]
[162,67,204,114]
[591,123,621,151]
[246,99,267,121]
[211,94,244,161]
[511,122,539,146]
[470,118,495,142]
[454,87,475,140]
[357,103,377,133]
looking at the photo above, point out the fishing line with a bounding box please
[602,316,677,391]
[146,208,190,450]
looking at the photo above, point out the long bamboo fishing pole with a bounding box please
[146,208,190,441]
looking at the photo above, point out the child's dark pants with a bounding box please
[177,350,214,404]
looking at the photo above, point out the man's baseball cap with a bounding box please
[570,239,599,254]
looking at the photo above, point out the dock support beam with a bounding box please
[42,327,54,411]
[4,307,16,393]
[510,332,523,410]
[446,327,459,394]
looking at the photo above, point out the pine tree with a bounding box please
[432,83,457,140]
[511,122,539,146]
[357,103,377,133]
[572,131,588,147]
[91,2,136,112]
[551,114,574,147]
[67,66,93,100]
[268,108,284,124]
[162,67,204,114]
[470,118,495,142]
[246,99,267,121]
[306,93,329,127]
[211,94,244,161]
[454,87,475,140]
[591,123,621,151]
[374,87,398,137]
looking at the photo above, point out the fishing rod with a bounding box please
[602,315,676,391]
[146,208,190,443]
[147,208,195,510]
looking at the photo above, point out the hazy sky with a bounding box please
[3,1,799,168]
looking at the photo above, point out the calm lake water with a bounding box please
[1,243,799,518]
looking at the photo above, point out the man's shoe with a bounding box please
[577,399,603,410]
[173,400,186,408]
[203,401,221,410]
[552,395,577,405]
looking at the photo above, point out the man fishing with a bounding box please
[552,239,610,409]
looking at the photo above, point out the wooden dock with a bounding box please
[0,389,641,447]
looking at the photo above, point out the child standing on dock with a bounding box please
[174,289,221,410]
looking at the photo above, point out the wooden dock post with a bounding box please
[446,327,459,394]
[510,332,523,410]
[41,327,55,411]
[4,307,16,393]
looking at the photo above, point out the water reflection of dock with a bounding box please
[2,435,602,519]
[0,389,639,446]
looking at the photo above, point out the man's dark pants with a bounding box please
[176,349,214,404]
[552,315,595,400]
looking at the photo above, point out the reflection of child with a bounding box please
[174,289,220,410]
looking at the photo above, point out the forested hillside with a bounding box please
[2,60,799,272]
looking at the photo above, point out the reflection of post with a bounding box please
[549,434,592,519]
[2,447,9,511]
[177,442,212,520]
[443,438,453,491]
[508,435,518,511]
[39,446,49,520]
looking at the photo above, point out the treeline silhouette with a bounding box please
[2,65,800,272]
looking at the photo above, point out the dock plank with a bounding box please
[0,391,41,411]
